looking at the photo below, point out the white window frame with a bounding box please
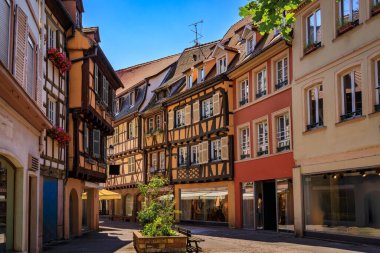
[341,71,361,117]
[159,152,165,170]
[93,129,101,158]
[128,156,135,173]
[211,139,221,161]
[94,64,98,94]
[175,108,185,127]
[240,79,249,106]
[26,36,36,98]
[128,121,134,139]
[191,145,200,164]
[257,121,268,156]
[217,56,227,74]
[198,67,205,83]
[306,9,321,46]
[48,24,56,49]
[256,69,267,98]
[155,115,161,130]
[130,91,135,107]
[48,97,56,124]
[376,59,380,106]
[84,123,89,153]
[187,74,193,89]
[246,35,256,54]
[202,97,214,119]
[276,57,288,87]
[339,0,359,25]
[306,85,323,128]
[148,117,154,133]
[240,127,250,159]
[178,146,188,167]
[276,114,290,151]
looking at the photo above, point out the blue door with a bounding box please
[43,178,58,243]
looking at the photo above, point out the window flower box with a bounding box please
[304,41,322,55]
[372,3,380,16]
[47,126,71,146]
[47,48,71,73]
[337,19,359,35]
[257,150,268,157]
[240,153,250,160]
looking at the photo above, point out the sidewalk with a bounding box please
[43,219,380,253]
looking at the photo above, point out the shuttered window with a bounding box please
[178,146,187,167]
[168,110,174,130]
[84,123,89,153]
[128,156,135,173]
[26,37,36,99]
[14,6,28,87]
[0,0,11,67]
[48,97,56,124]
[93,129,101,158]
[193,101,200,123]
[103,78,109,105]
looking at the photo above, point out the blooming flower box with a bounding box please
[47,48,71,73]
[47,126,71,146]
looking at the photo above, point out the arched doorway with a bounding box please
[125,194,133,217]
[0,155,15,252]
[69,189,79,237]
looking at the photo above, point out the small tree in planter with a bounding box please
[133,177,187,253]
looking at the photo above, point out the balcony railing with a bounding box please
[275,80,288,90]
[277,144,290,153]
[240,153,250,160]
[255,90,267,99]
[340,109,362,121]
[306,121,324,130]
[257,149,268,157]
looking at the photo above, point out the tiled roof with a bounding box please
[116,54,180,96]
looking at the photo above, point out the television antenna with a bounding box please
[189,20,203,46]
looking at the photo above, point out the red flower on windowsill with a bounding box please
[47,48,71,74]
[47,126,71,146]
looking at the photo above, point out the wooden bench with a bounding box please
[174,225,204,253]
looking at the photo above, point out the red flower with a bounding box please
[47,48,71,74]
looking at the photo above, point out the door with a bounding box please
[43,178,58,243]
[263,181,277,230]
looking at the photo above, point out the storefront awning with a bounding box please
[82,189,121,200]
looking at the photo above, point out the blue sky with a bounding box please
[83,0,247,70]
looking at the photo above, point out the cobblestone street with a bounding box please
[43,219,380,253]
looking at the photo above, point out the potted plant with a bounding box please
[47,48,71,73]
[46,126,71,146]
[133,177,186,253]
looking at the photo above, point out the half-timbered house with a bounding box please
[40,0,73,244]
[106,55,179,221]
[63,0,123,239]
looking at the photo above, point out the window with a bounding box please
[75,8,80,28]
[84,123,89,153]
[217,56,227,74]
[94,64,98,94]
[113,127,119,144]
[93,129,101,158]
[256,69,267,99]
[198,68,205,83]
[148,117,154,133]
[128,156,135,173]
[175,108,185,127]
[151,153,158,170]
[130,91,135,107]
[211,139,221,161]
[276,114,290,152]
[103,136,107,160]
[159,152,165,170]
[48,97,56,124]
[202,97,213,119]
[128,121,134,139]
[0,0,11,67]
[375,60,380,112]
[103,77,109,105]
[191,145,200,164]
[257,121,268,156]
[26,37,35,99]
[340,70,362,120]
[48,25,56,49]
[306,9,321,47]
[155,115,161,130]
[339,0,359,27]
[246,35,255,54]
[307,85,324,129]
[275,57,288,90]
[178,146,187,167]
[115,99,119,114]
[240,80,249,106]
[240,127,250,159]
[187,74,193,89]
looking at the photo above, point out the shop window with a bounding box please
[178,146,188,167]
[240,127,250,160]
[375,59,380,112]
[241,183,254,228]
[239,79,249,106]
[340,70,362,120]
[128,156,135,173]
[306,85,324,130]
[256,69,267,99]
[191,145,200,164]
[275,57,288,90]
[276,114,290,152]
[257,121,268,156]
[125,195,133,217]
[211,139,222,161]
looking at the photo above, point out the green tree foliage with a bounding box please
[239,0,305,41]
[137,177,176,236]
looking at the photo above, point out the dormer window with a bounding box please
[246,35,256,55]
[130,91,135,107]
[75,9,81,28]
[187,74,193,89]
[198,68,205,83]
[217,56,227,74]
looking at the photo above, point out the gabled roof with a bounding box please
[83,27,101,43]
[116,54,180,96]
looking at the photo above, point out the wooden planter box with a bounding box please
[133,231,187,253]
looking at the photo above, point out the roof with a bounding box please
[83,27,101,43]
[45,0,74,30]
[116,54,180,96]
